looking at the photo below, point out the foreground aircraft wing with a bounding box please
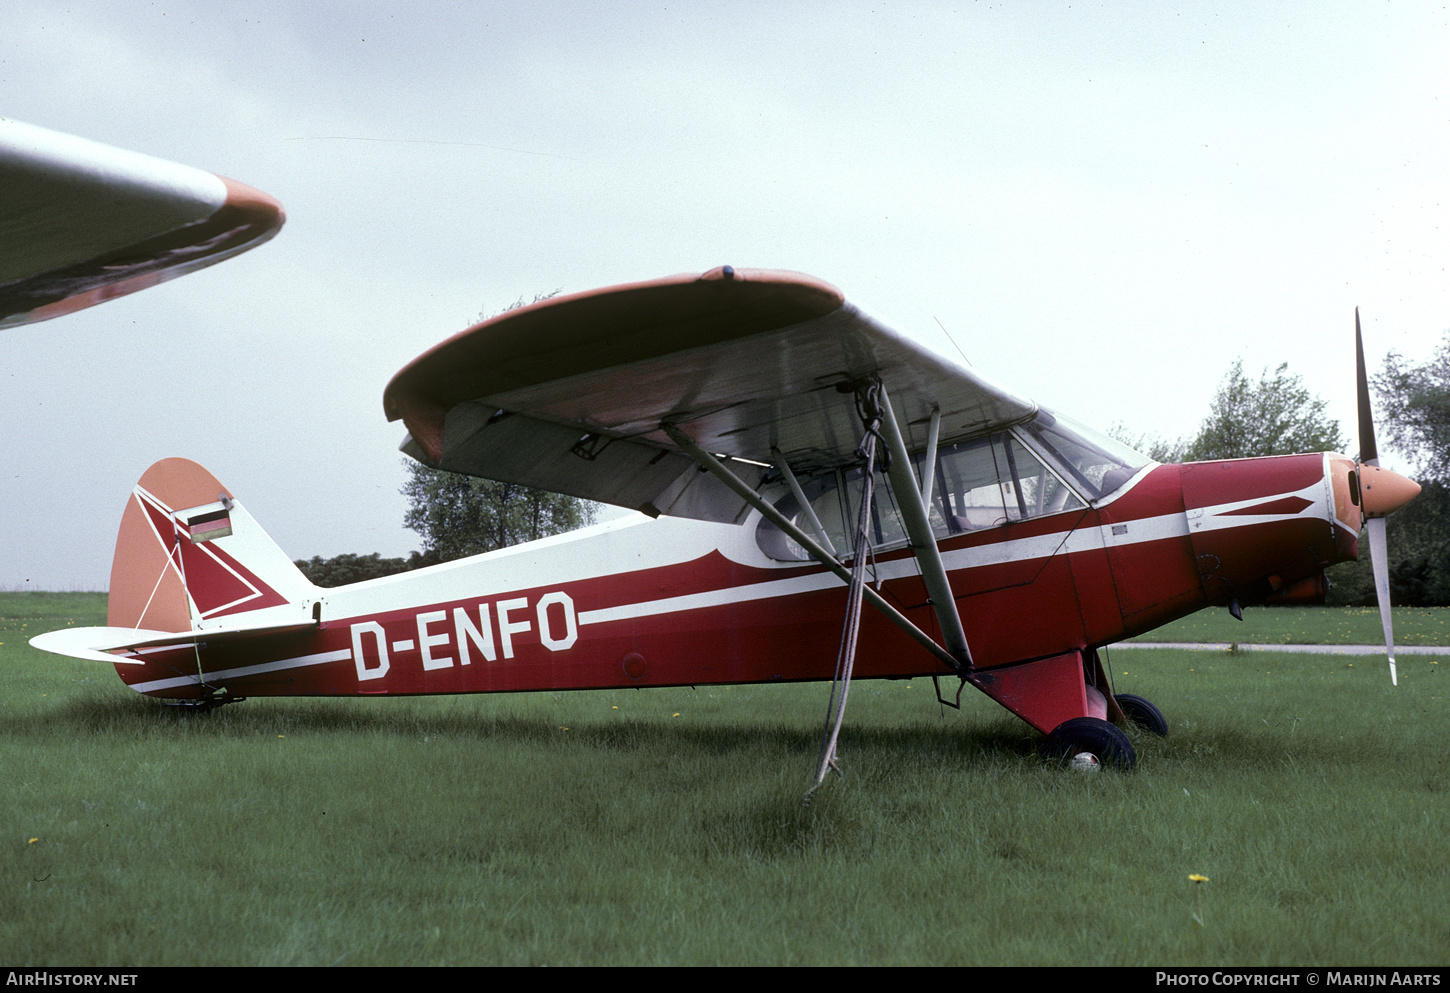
[0,118,284,329]
[385,266,1036,523]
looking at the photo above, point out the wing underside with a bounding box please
[385,267,1036,523]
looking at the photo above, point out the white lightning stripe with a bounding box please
[1091,512,1192,548]
[188,529,266,616]
[578,494,1319,629]
[1189,479,1327,533]
[130,648,352,694]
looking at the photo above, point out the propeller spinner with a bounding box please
[1355,309,1421,685]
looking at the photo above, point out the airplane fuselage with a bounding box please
[110,452,1359,710]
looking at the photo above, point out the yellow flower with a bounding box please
[28,838,38,844]
[1189,873,1209,883]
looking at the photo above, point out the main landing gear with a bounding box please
[1042,694,1168,770]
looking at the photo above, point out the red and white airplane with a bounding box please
[30,264,1421,769]
[0,118,283,329]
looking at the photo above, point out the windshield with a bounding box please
[1016,409,1152,500]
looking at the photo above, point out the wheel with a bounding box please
[1043,717,1137,769]
[1116,693,1168,737]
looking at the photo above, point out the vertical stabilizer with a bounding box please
[108,458,315,632]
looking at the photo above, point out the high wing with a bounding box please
[0,119,284,329]
[385,266,1037,523]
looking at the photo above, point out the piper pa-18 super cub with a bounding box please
[32,266,1421,770]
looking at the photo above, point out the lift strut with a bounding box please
[660,422,962,674]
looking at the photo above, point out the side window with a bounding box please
[754,472,851,562]
[755,468,909,562]
[928,436,1010,532]
[1018,410,1150,499]
[996,435,1086,522]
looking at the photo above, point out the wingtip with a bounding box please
[217,174,286,238]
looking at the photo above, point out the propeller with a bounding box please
[1355,309,1421,685]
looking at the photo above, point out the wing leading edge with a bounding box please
[385,266,1037,523]
[0,119,284,329]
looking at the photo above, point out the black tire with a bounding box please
[1116,693,1168,737]
[1043,717,1137,769]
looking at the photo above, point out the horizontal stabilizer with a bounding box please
[30,619,317,664]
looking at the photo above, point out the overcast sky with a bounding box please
[3,1,1447,590]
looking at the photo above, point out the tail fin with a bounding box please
[108,458,315,632]
[30,458,316,674]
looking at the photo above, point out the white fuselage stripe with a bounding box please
[129,648,352,693]
[578,513,1193,627]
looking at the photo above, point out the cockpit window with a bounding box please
[756,429,1089,562]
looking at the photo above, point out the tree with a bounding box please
[1181,359,1345,462]
[295,552,422,588]
[402,461,598,562]
[1108,357,1342,464]
[1372,329,1450,482]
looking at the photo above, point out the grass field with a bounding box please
[3,594,1447,966]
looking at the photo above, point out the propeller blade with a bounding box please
[1366,516,1397,686]
[1356,308,1379,467]
[1355,311,1415,686]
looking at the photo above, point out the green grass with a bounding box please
[1129,605,1450,646]
[4,596,1447,965]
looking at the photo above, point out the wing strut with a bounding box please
[919,405,942,509]
[877,387,975,671]
[660,423,963,674]
[771,448,838,557]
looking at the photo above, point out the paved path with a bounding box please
[1110,641,1450,655]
